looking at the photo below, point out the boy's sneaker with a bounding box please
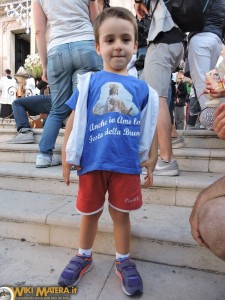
[58,254,93,287]
[36,153,61,168]
[171,135,185,149]
[115,259,143,296]
[8,129,34,144]
[153,157,179,176]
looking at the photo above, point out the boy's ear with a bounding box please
[95,42,101,56]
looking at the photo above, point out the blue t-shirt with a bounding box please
[66,70,149,175]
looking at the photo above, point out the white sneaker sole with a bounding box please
[172,142,185,149]
[153,169,179,176]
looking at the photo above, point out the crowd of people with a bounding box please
[1,0,225,297]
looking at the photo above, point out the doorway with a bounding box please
[15,34,30,73]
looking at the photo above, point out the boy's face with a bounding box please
[95,17,138,75]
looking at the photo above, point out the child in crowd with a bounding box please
[58,7,158,296]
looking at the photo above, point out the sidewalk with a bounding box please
[1,238,225,300]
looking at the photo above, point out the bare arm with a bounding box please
[135,2,149,20]
[89,0,100,25]
[33,2,48,82]
[97,0,104,13]
[141,129,158,187]
[189,175,225,247]
[213,103,225,140]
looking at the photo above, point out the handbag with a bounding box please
[137,0,159,48]
[189,85,202,116]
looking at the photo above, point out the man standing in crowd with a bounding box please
[135,0,185,176]
[174,71,187,130]
[187,0,225,128]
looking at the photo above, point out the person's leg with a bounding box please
[157,96,173,160]
[108,173,143,296]
[176,106,184,130]
[174,106,179,130]
[38,44,73,157]
[188,32,222,110]
[180,106,185,130]
[108,206,130,254]
[58,171,106,287]
[177,107,182,130]
[79,212,103,249]
[12,95,51,131]
[58,213,101,287]
[198,197,225,260]
[143,43,183,174]
[109,208,143,296]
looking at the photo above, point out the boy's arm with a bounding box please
[141,129,158,187]
[62,111,75,185]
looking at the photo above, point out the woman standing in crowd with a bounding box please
[33,0,103,168]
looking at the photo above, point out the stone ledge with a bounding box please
[0,189,225,273]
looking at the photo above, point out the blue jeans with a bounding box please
[12,95,51,131]
[40,40,103,155]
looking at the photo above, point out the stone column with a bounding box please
[30,2,36,54]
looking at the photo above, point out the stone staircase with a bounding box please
[0,119,225,275]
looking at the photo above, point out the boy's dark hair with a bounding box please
[94,7,138,44]
[5,69,11,75]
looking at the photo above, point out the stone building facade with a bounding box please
[0,0,134,77]
[0,0,34,77]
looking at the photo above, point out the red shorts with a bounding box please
[76,170,142,215]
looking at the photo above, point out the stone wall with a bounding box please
[110,0,135,14]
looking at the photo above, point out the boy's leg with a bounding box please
[109,206,143,296]
[108,206,130,254]
[79,211,103,249]
[58,211,102,287]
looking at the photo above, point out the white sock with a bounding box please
[116,251,129,261]
[78,248,92,257]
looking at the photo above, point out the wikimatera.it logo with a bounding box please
[0,286,78,300]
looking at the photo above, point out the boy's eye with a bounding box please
[105,38,114,43]
[123,37,131,43]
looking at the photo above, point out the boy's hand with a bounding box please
[62,162,72,186]
[141,158,155,187]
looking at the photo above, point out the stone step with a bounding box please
[181,129,225,149]
[1,127,225,149]
[0,189,225,273]
[0,143,224,174]
[0,161,224,207]
[0,118,16,128]
[0,127,64,145]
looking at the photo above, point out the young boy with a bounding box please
[58,7,158,296]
